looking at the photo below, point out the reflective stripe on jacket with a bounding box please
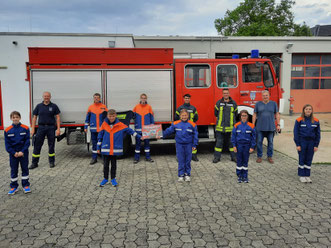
[97,118,140,156]
[4,123,30,155]
[215,97,238,132]
[293,117,321,147]
[133,104,154,131]
[175,103,198,122]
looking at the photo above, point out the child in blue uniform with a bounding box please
[162,109,198,182]
[4,111,31,195]
[294,104,321,183]
[97,109,141,187]
[231,110,256,183]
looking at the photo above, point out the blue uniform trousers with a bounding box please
[32,126,56,164]
[91,132,98,159]
[256,131,274,158]
[298,140,315,177]
[135,133,150,160]
[236,143,250,179]
[176,143,192,177]
[10,151,30,188]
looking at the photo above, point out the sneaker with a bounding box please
[192,154,199,162]
[213,157,220,163]
[267,157,274,164]
[237,177,242,183]
[145,158,154,163]
[29,164,38,170]
[184,176,191,182]
[111,178,118,187]
[90,159,97,165]
[305,177,312,183]
[133,159,139,164]
[23,186,31,194]
[243,178,249,183]
[100,179,109,187]
[256,157,262,163]
[8,188,18,195]
[299,177,307,183]
[49,162,55,168]
[178,177,184,182]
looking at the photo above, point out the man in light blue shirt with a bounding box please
[252,90,280,164]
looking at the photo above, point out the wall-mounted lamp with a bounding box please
[286,43,293,52]
[12,41,18,45]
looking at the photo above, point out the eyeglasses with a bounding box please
[241,115,248,117]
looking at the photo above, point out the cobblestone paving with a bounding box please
[0,139,330,248]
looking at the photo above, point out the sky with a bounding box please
[0,0,331,36]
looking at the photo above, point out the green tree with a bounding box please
[215,0,311,36]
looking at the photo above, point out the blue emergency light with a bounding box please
[251,49,259,58]
[232,54,239,59]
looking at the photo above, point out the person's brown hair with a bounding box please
[140,93,147,98]
[107,109,116,115]
[301,104,315,123]
[10,111,21,119]
[93,93,101,98]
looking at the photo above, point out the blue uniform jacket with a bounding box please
[4,123,30,155]
[231,121,256,149]
[133,104,154,132]
[294,117,321,147]
[84,102,108,133]
[97,118,140,156]
[163,120,198,147]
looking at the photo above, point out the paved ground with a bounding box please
[0,139,331,248]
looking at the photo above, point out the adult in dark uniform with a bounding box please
[213,88,238,163]
[175,94,199,161]
[29,92,61,169]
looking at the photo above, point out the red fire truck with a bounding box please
[27,47,284,151]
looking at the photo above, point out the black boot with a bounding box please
[213,156,220,163]
[192,154,199,162]
[90,158,98,165]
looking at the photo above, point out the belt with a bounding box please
[38,124,55,127]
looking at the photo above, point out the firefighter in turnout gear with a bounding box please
[213,88,238,163]
[175,94,199,161]
[84,93,108,165]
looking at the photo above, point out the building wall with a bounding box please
[0,33,134,127]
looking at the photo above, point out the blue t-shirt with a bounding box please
[254,100,278,131]
[33,102,61,126]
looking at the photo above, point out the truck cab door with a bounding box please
[239,62,266,109]
[176,63,214,125]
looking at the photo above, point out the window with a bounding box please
[185,65,211,88]
[321,79,331,89]
[291,79,303,89]
[217,65,237,88]
[305,79,319,89]
[242,64,262,83]
[291,54,331,90]
[292,55,304,65]
[263,64,274,87]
